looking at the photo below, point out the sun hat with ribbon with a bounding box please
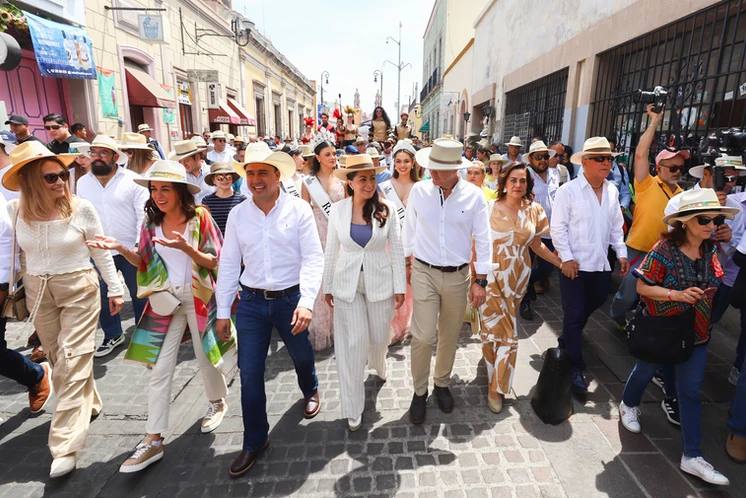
[73,134,123,158]
[168,140,205,162]
[211,130,227,141]
[570,136,622,165]
[333,153,386,180]
[2,141,78,191]
[414,138,470,170]
[522,140,556,163]
[236,141,296,180]
[663,188,739,225]
[133,160,201,194]
[137,123,152,133]
[204,162,240,186]
[118,131,153,151]
[489,153,508,164]
[504,136,524,148]
[688,155,746,179]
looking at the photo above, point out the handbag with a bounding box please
[148,289,180,316]
[1,206,28,321]
[626,304,695,364]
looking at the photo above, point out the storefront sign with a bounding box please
[163,108,175,125]
[97,68,119,118]
[24,11,97,79]
[177,80,192,105]
[139,15,164,42]
[187,69,219,82]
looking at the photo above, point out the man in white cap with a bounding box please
[215,147,323,478]
[169,140,213,203]
[551,136,628,399]
[207,130,233,164]
[404,138,492,424]
[504,136,524,165]
[76,135,150,356]
[137,123,165,159]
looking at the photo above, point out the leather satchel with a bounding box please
[626,304,695,364]
[1,207,28,321]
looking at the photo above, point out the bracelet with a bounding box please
[667,289,673,301]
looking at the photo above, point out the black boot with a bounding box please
[409,392,427,424]
[519,299,534,321]
[433,385,454,413]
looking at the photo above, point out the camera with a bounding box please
[636,86,668,113]
[697,127,746,190]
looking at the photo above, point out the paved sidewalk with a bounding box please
[0,278,743,497]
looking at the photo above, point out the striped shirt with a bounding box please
[202,192,247,235]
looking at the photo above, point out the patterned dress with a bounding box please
[308,177,346,351]
[479,200,548,396]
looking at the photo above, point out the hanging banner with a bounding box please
[97,68,118,118]
[24,11,97,79]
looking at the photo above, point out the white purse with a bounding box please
[148,289,181,316]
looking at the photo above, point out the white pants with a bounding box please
[146,286,228,434]
[333,277,393,419]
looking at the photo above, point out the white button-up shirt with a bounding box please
[0,193,12,284]
[76,167,149,253]
[207,148,233,164]
[215,192,324,318]
[403,178,492,275]
[186,162,214,204]
[550,173,627,271]
[529,166,559,239]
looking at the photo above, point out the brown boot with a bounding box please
[29,362,53,414]
[726,433,746,463]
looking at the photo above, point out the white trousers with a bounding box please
[146,286,228,435]
[333,277,393,419]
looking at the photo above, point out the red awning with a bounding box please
[226,98,256,126]
[124,67,175,108]
[208,101,240,125]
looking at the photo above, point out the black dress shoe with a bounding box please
[409,392,427,425]
[228,440,269,478]
[433,385,454,413]
[519,300,534,321]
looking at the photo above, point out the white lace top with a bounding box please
[9,198,124,297]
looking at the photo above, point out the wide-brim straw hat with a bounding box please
[236,141,296,181]
[688,155,746,179]
[489,153,507,164]
[504,136,524,148]
[1,141,78,191]
[137,123,152,132]
[74,134,124,158]
[211,130,227,141]
[414,138,470,170]
[168,140,206,161]
[133,159,201,194]
[570,136,621,165]
[118,131,153,150]
[663,188,739,225]
[205,162,240,186]
[299,144,314,158]
[333,153,386,180]
[521,140,557,163]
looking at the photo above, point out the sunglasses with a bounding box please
[696,214,726,226]
[724,175,737,183]
[42,170,70,184]
[44,124,62,130]
[588,156,612,163]
[214,139,226,143]
[532,153,550,161]
[214,174,233,181]
[658,164,682,173]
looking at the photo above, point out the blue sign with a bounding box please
[24,11,97,80]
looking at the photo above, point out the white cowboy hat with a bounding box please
[73,134,123,158]
[333,153,386,180]
[298,144,314,158]
[688,155,746,179]
[226,132,235,142]
[237,141,295,180]
[663,188,739,225]
[365,147,381,160]
[133,160,201,194]
[168,140,206,162]
[504,136,524,148]
[570,136,621,165]
[118,131,153,151]
[414,138,470,171]
[190,135,213,151]
[211,130,227,141]
[489,153,508,164]
[1,141,78,191]
[521,140,556,164]
[137,123,152,133]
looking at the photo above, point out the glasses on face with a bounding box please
[532,153,550,161]
[724,175,737,183]
[696,214,726,226]
[214,174,233,182]
[42,170,70,184]
[659,164,682,173]
[588,156,612,163]
[89,148,113,158]
[44,124,62,130]
[214,139,225,143]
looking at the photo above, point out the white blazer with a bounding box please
[322,197,406,303]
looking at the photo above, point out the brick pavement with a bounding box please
[0,278,744,497]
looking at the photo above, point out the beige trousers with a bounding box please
[410,260,470,396]
[24,269,103,459]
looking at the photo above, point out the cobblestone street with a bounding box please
[1,278,744,497]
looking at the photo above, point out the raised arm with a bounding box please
[634,104,663,183]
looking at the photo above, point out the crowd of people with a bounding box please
[0,103,744,486]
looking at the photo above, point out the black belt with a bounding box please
[415,258,468,273]
[242,284,300,300]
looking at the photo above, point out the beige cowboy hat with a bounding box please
[211,130,227,141]
[226,132,235,142]
[204,162,240,186]
[137,123,152,133]
[688,155,746,179]
[237,141,295,180]
[234,141,271,177]
[489,153,508,164]
[298,144,314,158]
[414,138,470,170]
[365,147,381,160]
[570,136,621,165]
[168,140,206,162]
[233,135,246,145]
[333,153,386,180]
[73,134,123,158]
[190,135,213,151]
[663,188,739,226]
[521,140,556,163]
[2,141,78,191]
[504,136,524,148]
[133,160,201,194]
[118,131,153,151]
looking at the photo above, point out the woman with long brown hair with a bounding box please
[2,141,124,478]
[119,131,157,175]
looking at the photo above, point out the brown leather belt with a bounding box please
[415,258,468,273]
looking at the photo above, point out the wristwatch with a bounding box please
[474,278,488,288]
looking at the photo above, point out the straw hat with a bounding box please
[688,155,746,179]
[570,137,621,165]
[137,123,152,133]
[233,135,246,145]
[663,188,739,225]
[365,147,381,160]
[190,135,212,150]
[168,140,205,161]
[504,136,524,148]
[237,141,295,180]
[1,141,78,191]
[204,162,239,186]
[333,154,386,180]
[133,160,201,194]
[414,138,470,170]
[521,140,556,163]
[118,132,152,151]
[211,130,227,141]
[298,144,314,158]
[227,132,235,142]
[73,134,123,158]
[489,153,507,164]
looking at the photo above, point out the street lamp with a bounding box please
[320,71,330,117]
[463,111,471,137]
[385,22,411,115]
[373,70,383,105]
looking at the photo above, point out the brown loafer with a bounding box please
[228,440,269,478]
[29,362,53,414]
[304,391,321,419]
[30,345,47,364]
[726,433,746,463]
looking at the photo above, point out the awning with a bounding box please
[226,98,256,126]
[208,101,240,125]
[419,121,430,132]
[125,67,175,108]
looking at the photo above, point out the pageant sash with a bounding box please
[304,175,333,218]
[378,180,406,222]
[281,178,301,198]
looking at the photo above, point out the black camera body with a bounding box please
[697,127,746,190]
[637,86,668,113]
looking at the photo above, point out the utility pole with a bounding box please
[386,22,411,115]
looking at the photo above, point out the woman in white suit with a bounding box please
[323,153,406,431]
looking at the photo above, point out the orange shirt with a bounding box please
[626,175,682,253]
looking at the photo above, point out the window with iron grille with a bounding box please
[589,0,746,159]
[504,68,568,146]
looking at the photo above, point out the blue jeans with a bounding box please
[99,254,145,340]
[622,345,708,457]
[236,286,318,452]
[558,271,611,370]
[525,239,555,302]
[0,316,44,388]
[710,283,746,370]
[610,247,646,323]
[729,365,746,437]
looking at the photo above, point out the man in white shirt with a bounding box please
[215,147,323,478]
[404,138,492,424]
[0,131,18,201]
[207,130,233,164]
[551,137,628,399]
[169,140,213,204]
[76,135,149,357]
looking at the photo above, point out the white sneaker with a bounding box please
[201,399,227,433]
[680,456,730,486]
[348,415,362,432]
[619,402,641,433]
[49,455,76,478]
[728,366,741,386]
